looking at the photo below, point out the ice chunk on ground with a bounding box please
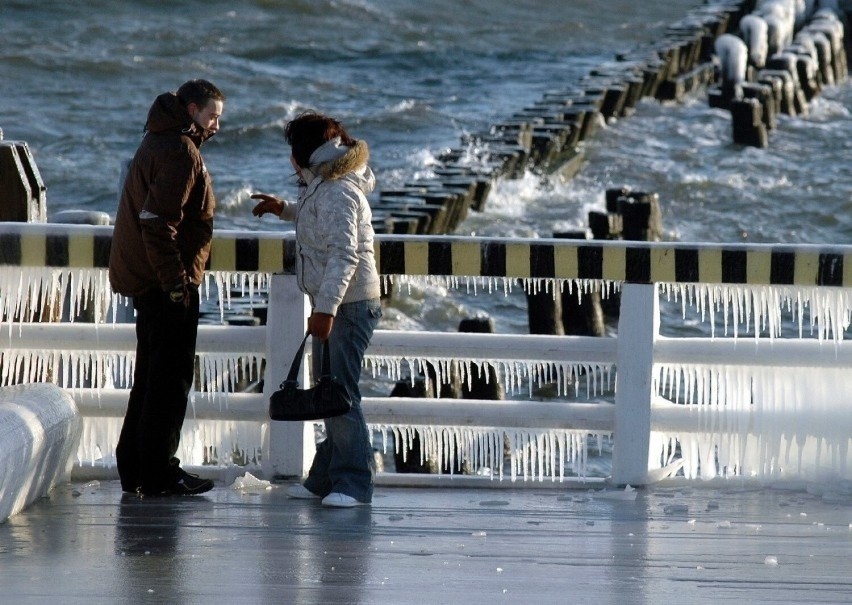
[592,485,638,501]
[229,472,272,492]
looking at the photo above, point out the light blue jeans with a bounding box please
[303,298,382,503]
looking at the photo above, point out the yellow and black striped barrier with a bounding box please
[0,226,113,270]
[374,237,852,288]
[0,225,849,288]
[0,225,296,274]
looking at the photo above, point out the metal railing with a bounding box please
[1,223,850,486]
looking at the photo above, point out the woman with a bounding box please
[251,111,382,508]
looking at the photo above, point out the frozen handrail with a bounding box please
[0,223,849,288]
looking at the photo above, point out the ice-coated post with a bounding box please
[611,283,658,486]
[261,273,314,479]
[0,143,30,221]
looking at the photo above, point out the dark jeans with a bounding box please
[304,299,382,503]
[116,287,199,492]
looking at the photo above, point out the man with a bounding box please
[109,79,224,496]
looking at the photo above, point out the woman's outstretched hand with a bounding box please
[251,193,284,217]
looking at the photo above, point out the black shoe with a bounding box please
[139,470,213,497]
[171,469,214,496]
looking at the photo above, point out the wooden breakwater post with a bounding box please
[652,2,737,104]
[457,317,504,402]
[389,376,435,474]
[0,138,47,223]
[588,187,663,318]
[588,187,662,243]
[525,279,564,337]
[0,137,50,326]
[731,97,768,147]
[523,230,606,337]
[370,167,496,237]
[525,186,663,333]
[554,231,605,337]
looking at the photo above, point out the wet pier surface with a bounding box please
[0,479,850,604]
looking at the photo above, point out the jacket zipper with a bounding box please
[295,181,324,309]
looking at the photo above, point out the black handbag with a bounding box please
[269,332,352,421]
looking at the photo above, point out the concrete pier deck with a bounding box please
[0,479,850,604]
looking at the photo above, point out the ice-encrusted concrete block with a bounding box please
[0,383,81,523]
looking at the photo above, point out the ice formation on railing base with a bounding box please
[0,346,612,405]
[0,267,270,327]
[197,353,263,394]
[366,356,613,399]
[381,274,621,302]
[661,283,851,342]
[0,350,133,390]
[652,365,852,481]
[75,416,607,483]
[0,267,113,325]
[203,271,270,322]
[76,415,264,472]
[0,349,262,396]
[2,266,849,343]
[373,425,609,482]
[3,266,851,484]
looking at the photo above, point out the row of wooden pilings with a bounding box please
[710,5,849,147]
[368,1,758,237]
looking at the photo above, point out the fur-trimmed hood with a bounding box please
[310,137,369,179]
[301,138,375,198]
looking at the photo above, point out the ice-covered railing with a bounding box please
[1,224,847,336]
[0,222,850,486]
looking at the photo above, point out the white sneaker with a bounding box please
[286,484,320,499]
[321,492,365,508]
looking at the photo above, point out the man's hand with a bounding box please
[308,312,334,342]
[251,193,284,217]
[167,283,190,308]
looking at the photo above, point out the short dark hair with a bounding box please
[176,79,225,108]
[285,111,356,169]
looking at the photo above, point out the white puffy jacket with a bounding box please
[279,137,381,315]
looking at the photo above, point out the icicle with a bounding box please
[365,354,615,400]
[653,363,852,481]
[196,352,262,395]
[664,282,851,344]
[75,414,265,470]
[370,423,608,482]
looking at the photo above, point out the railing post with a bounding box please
[261,273,314,479]
[611,283,658,486]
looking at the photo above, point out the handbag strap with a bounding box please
[320,339,331,378]
[285,332,333,382]
[285,332,311,382]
